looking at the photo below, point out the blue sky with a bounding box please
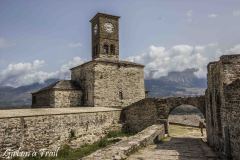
[0,0,240,87]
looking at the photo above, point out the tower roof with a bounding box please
[90,12,120,22]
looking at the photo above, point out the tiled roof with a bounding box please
[32,80,81,94]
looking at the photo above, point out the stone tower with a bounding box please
[90,13,120,61]
[32,13,145,108]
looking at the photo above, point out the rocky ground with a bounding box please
[127,125,218,160]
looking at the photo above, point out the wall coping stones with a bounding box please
[71,59,144,71]
[0,107,121,119]
[81,124,165,160]
[220,54,240,61]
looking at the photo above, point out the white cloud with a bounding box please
[0,57,84,87]
[208,14,218,18]
[2,44,240,87]
[0,38,15,49]
[68,42,82,48]
[227,44,240,54]
[127,43,240,79]
[233,10,240,16]
[58,57,85,78]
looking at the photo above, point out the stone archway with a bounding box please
[168,104,205,127]
[165,96,206,118]
[122,96,205,133]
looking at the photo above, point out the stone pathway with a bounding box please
[127,125,218,160]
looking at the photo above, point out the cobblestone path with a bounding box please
[127,125,218,160]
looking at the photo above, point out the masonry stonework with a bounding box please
[93,61,145,107]
[206,54,240,159]
[32,90,55,107]
[90,13,120,61]
[122,96,205,133]
[10,12,240,160]
[54,90,82,107]
[32,13,145,108]
[0,108,121,154]
[71,62,95,106]
[32,81,82,108]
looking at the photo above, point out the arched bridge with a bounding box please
[158,96,205,117]
[122,96,205,133]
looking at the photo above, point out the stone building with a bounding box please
[32,80,82,108]
[32,13,145,108]
[206,54,240,159]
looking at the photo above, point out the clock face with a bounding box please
[94,24,98,35]
[104,22,114,33]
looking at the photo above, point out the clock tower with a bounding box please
[90,13,120,61]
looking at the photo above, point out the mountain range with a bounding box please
[0,79,58,108]
[145,68,206,97]
[0,68,206,108]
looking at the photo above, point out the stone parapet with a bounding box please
[0,107,121,154]
[82,124,165,160]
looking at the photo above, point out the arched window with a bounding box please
[110,44,115,54]
[103,44,109,54]
[119,91,123,100]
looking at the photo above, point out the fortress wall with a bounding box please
[122,98,159,133]
[206,54,240,159]
[0,107,121,154]
[206,62,222,149]
[122,97,204,133]
[224,79,240,159]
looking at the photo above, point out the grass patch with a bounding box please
[168,124,205,137]
[160,136,171,142]
[169,125,190,136]
[106,130,134,138]
[16,130,132,160]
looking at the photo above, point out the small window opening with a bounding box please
[103,44,109,54]
[110,44,115,54]
[119,91,123,100]
[95,44,98,56]
[32,96,36,104]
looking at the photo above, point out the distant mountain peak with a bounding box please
[0,78,59,108]
[145,68,206,97]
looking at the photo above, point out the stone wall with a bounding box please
[71,62,95,106]
[0,107,121,154]
[122,97,204,133]
[94,62,145,107]
[83,124,165,160]
[32,90,82,108]
[54,90,82,107]
[32,90,54,107]
[224,79,240,159]
[122,99,159,133]
[71,61,145,108]
[206,61,221,150]
[206,54,240,159]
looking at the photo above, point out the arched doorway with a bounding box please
[167,104,206,138]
